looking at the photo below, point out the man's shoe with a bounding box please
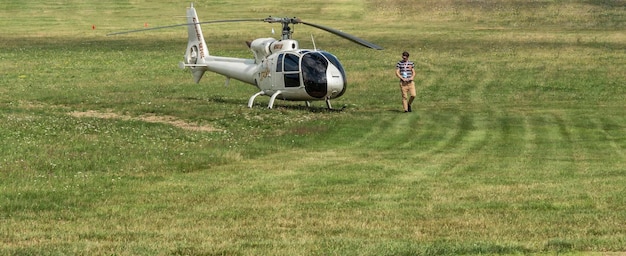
[407,105,412,112]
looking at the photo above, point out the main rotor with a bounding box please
[108,11,383,50]
[263,16,382,49]
[263,17,301,40]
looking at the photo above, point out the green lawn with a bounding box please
[1,0,625,255]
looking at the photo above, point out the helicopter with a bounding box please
[109,3,383,109]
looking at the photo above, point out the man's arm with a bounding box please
[395,68,404,81]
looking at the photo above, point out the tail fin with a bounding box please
[183,4,209,83]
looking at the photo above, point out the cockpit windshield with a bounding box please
[301,52,329,98]
[320,51,346,79]
[319,51,347,98]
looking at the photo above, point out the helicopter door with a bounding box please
[283,53,300,88]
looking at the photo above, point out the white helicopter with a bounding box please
[109,4,383,109]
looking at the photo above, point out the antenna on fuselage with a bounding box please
[311,34,317,51]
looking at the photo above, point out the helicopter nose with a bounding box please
[326,64,346,99]
[327,73,345,97]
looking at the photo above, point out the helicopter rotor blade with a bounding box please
[107,15,383,50]
[107,18,262,36]
[298,20,383,50]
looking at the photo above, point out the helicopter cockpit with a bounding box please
[275,50,347,99]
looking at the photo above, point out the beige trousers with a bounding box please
[399,80,416,111]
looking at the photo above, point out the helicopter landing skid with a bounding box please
[325,98,333,109]
[267,90,283,109]
[248,91,266,108]
[247,90,283,109]
[248,91,341,111]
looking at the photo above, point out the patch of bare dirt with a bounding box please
[69,110,220,132]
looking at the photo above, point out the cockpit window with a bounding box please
[284,53,299,72]
[302,53,328,78]
[276,53,283,72]
[320,51,345,75]
[301,52,329,98]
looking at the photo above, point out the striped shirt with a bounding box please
[396,60,414,80]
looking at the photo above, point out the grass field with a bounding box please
[1,0,625,255]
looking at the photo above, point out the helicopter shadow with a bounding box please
[206,96,244,105]
[170,96,243,108]
[180,96,343,112]
[270,104,346,113]
[171,96,243,106]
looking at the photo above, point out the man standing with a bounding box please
[395,51,416,112]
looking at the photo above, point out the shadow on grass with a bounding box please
[205,95,346,113]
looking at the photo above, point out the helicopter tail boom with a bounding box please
[181,57,258,86]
